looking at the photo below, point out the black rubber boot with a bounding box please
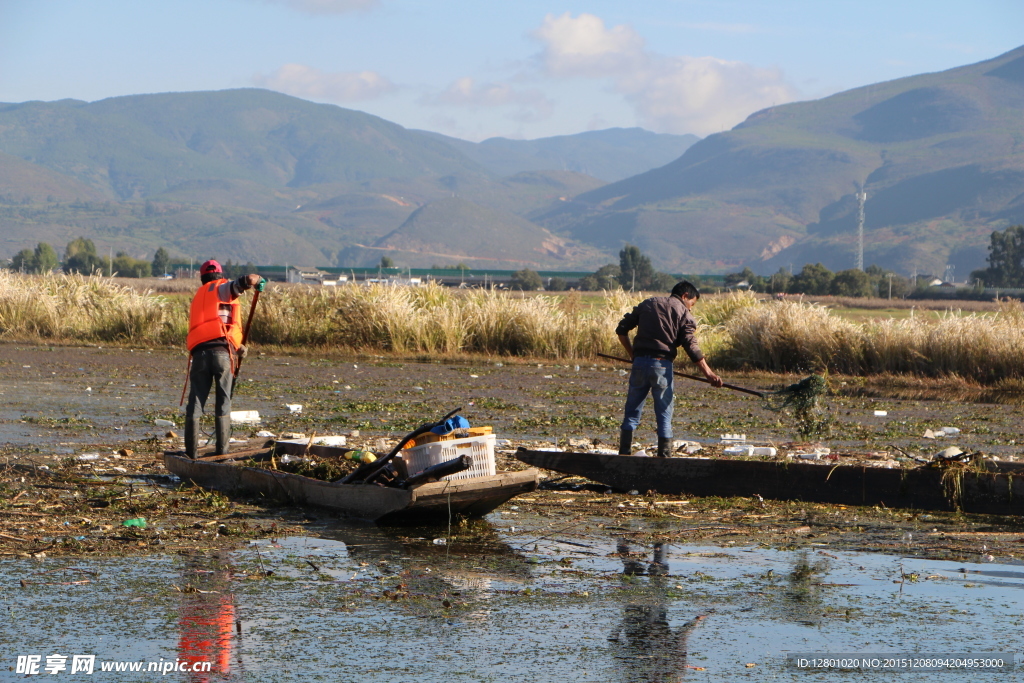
[618,429,633,455]
[215,415,232,455]
[656,436,672,458]
[184,415,198,460]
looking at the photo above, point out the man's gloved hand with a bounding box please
[246,273,262,289]
[256,277,266,292]
[237,344,249,360]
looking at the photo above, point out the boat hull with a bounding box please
[515,448,1024,515]
[165,451,539,523]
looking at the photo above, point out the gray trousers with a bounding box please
[185,347,233,458]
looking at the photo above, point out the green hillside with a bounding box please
[0,89,491,199]
[535,45,1024,275]
[5,46,1020,277]
[340,196,607,269]
[0,89,621,265]
[419,128,699,182]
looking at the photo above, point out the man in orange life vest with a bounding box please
[185,260,264,459]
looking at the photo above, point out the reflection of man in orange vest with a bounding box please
[177,552,236,682]
[185,260,263,459]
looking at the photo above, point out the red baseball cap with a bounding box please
[200,259,222,275]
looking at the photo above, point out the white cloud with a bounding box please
[531,13,797,136]
[532,12,646,78]
[622,56,797,135]
[424,77,553,123]
[254,63,396,102]
[256,0,378,14]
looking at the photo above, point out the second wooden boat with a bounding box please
[515,448,1024,515]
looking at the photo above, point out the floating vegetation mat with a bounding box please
[762,374,831,437]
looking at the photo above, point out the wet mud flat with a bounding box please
[3,342,1024,560]
[4,343,1024,678]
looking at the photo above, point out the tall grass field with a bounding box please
[3,272,1023,382]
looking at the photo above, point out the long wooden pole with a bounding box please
[231,289,261,395]
[596,352,764,398]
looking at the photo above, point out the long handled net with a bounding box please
[596,353,829,436]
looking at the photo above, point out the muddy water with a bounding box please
[4,516,1022,682]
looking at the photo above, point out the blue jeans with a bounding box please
[621,357,674,438]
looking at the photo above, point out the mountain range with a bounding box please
[534,45,1024,275]
[1,44,1022,275]
[0,89,687,269]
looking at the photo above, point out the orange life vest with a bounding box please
[186,279,243,352]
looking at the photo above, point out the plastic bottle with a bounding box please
[345,450,376,464]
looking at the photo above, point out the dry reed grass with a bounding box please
[720,297,1024,382]
[0,271,184,343]
[5,273,1023,382]
[250,283,644,358]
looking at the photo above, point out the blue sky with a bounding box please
[0,0,1020,141]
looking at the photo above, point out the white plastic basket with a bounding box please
[401,434,496,481]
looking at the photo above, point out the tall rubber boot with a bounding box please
[184,414,199,460]
[618,429,633,455]
[215,415,232,455]
[656,436,672,458]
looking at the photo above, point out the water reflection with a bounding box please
[318,520,530,624]
[177,552,237,682]
[609,540,707,682]
[761,550,830,628]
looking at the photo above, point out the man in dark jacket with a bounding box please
[615,281,722,457]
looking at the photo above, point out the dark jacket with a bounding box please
[615,295,704,363]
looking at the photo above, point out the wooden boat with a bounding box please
[516,448,1024,515]
[164,443,539,524]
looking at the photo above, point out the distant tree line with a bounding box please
[508,245,682,292]
[722,263,912,298]
[6,237,177,278]
[972,225,1024,288]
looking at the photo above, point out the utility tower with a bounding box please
[855,189,867,271]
